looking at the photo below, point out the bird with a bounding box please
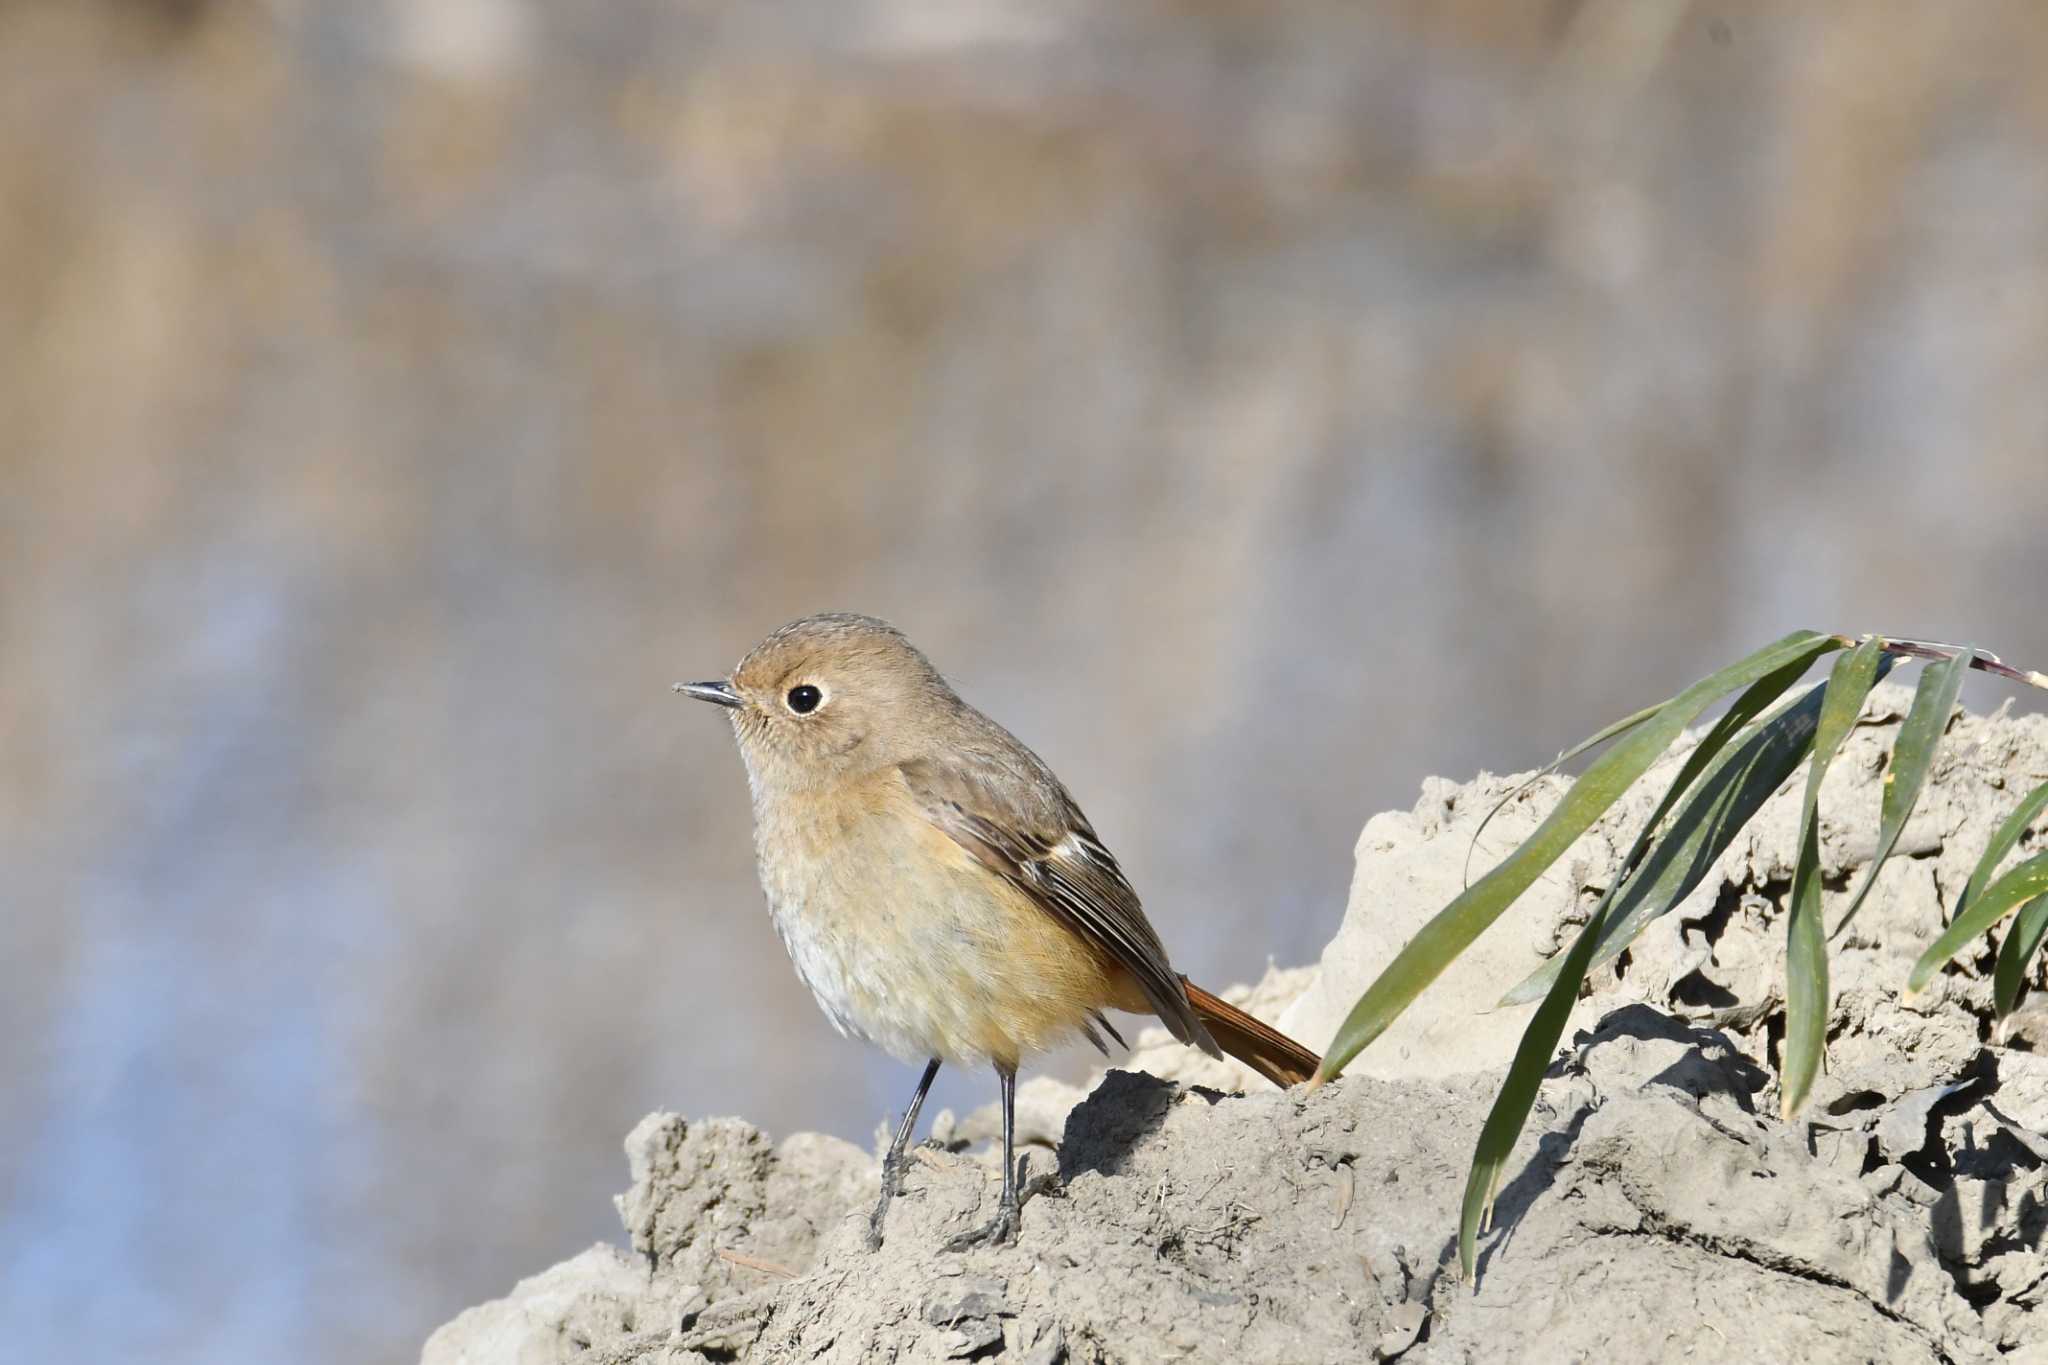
[677,612,1321,1249]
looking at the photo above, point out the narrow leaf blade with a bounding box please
[1909,851,2048,994]
[1993,895,2048,1018]
[1957,776,2048,928]
[1625,651,1831,873]
[1460,692,1765,1273]
[1314,630,1838,1084]
[1460,870,1625,1279]
[1464,698,1671,887]
[1782,637,1884,1120]
[1501,674,1833,1006]
[1830,646,1970,939]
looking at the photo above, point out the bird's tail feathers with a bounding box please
[1181,978,1321,1087]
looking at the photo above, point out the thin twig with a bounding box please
[1852,636,2048,692]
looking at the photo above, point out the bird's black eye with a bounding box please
[786,684,823,715]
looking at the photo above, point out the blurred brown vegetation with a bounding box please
[2,1,2045,1361]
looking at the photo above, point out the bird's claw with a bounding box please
[865,1150,911,1251]
[942,1197,1020,1252]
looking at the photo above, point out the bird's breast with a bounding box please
[747,779,1117,1068]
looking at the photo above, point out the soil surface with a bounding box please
[424,686,2048,1363]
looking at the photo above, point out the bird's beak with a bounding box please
[674,679,744,709]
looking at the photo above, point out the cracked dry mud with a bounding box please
[425,686,2048,1363]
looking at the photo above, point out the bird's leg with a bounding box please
[944,1062,1021,1250]
[867,1057,941,1250]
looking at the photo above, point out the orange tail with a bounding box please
[1182,979,1321,1087]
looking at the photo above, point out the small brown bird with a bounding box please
[678,613,1320,1248]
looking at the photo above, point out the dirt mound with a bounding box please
[424,687,2048,1363]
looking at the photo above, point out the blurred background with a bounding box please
[3,0,2045,1359]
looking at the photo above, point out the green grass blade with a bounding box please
[1464,641,1863,1276]
[1782,636,1884,1120]
[1496,663,1821,1002]
[1993,894,2048,1017]
[1829,647,1970,939]
[1500,671,1836,1006]
[1978,777,2048,1017]
[1908,851,2048,994]
[1313,629,1838,1084]
[1459,885,1621,1280]
[1616,651,1831,871]
[1462,698,1669,889]
[1956,776,2048,929]
[1456,668,1805,1273]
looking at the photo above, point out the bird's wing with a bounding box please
[898,754,1217,1055]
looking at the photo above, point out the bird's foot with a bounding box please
[865,1148,912,1251]
[942,1196,1020,1252]
[943,1152,1027,1251]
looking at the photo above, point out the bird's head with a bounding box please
[677,612,956,794]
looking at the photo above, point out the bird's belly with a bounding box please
[757,808,1117,1069]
